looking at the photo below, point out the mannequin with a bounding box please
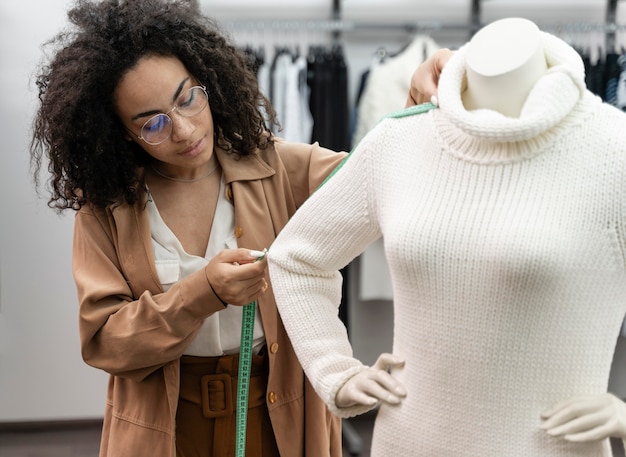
[462,17,547,117]
[352,18,626,450]
[269,17,626,457]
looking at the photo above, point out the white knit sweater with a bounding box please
[268,32,626,457]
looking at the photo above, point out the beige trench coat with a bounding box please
[72,140,346,457]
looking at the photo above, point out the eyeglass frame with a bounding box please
[128,85,209,146]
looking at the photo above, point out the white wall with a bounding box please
[2,0,625,424]
[0,1,109,422]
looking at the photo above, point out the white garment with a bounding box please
[354,35,440,301]
[616,54,626,112]
[257,60,272,128]
[352,35,440,146]
[357,238,393,300]
[269,32,626,457]
[147,179,265,356]
[281,54,313,143]
[270,52,292,135]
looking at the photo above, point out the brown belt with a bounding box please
[178,350,268,419]
[176,348,280,456]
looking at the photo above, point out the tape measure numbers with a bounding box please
[235,301,256,457]
[235,248,267,457]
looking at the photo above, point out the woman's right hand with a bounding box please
[205,248,268,306]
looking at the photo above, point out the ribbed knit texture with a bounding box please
[268,32,626,457]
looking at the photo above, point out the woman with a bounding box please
[29,0,449,456]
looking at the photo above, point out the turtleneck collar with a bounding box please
[435,32,598,164]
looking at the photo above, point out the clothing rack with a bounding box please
[330,0,624,34]
[225,18,626,59]
[225,19,626,32]
[223,19,626,38]
[224,0,625,51]
[224,19,449,34]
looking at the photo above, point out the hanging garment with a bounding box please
[308,45,350,152]
[616,54,626,111]
[270,49,293,135]
[352,35,440,146]
[579,46,626,110]
[604,52,621,106]
[281,54,313,143]
[355,35,441,301]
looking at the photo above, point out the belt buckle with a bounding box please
[200,373,233,419]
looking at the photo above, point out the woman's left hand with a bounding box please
[540,393,626,441]
[405,48,453,108]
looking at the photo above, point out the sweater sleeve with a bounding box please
[268,132,383,418]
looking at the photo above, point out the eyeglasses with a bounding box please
[135,85,208,145]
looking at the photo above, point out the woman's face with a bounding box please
[114,55,215,171]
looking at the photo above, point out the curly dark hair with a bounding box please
[30,0,277,211]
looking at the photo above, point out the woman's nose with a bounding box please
[169,111,195,141]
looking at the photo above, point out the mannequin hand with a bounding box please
[336,353,407,408]
[540,393,626,441]
[205,248,268,306]
[405,48,453,108]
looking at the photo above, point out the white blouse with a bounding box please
[147,178,265,356]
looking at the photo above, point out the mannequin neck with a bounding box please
[462,18,548,118]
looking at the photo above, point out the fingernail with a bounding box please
[430,95,439,106]
[249,250,265,258]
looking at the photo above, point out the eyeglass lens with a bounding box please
[140,86,207,144]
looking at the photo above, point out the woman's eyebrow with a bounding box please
[131,77,190,121]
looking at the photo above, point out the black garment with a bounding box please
[307,45,350,152]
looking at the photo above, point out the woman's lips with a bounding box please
[179,137,204,157]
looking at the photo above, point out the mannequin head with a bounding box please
[462,17,548,118]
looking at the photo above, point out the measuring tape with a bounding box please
[235,248,267,457]
[235,300,256,457]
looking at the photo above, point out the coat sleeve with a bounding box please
[73,205,226,381]
[268,133,384,418]
[273,139,348,208]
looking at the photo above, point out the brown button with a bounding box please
[225,186,233,202]
[234,226,243,238]
[269,342,279,354]
[268,391,278,404]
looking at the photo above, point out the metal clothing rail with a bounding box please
[331,0,624,47]
[223,0,626,39]
[222,19,450,33]
[223,19,626,33]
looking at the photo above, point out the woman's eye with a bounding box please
[179,91,196,108]
[145,114,168,132]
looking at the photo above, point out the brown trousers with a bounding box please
[176,350,281,457]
